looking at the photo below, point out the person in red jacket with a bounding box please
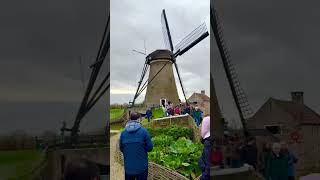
[174,105,181,115]
[212,146,223,167]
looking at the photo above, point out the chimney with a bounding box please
[201,90,205,95]
[291,91,304,104]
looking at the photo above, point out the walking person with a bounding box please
[199,116,211,180]
[281,142,298,180]
[166,101,174,116]
[184,104,191,115]
[241,137,258,169]
[193,106,202,126]
[119,112,154,180]
[260,142,272,178]
[265,142,289,180]
[174,105,181,115]
[145,108,152,123]
[211,145,223,168]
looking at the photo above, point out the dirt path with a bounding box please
[110,133,124,180]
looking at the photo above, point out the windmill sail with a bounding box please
[70,15,110,142]
[211,5,252,135]
[161,9,174,51]
[174,22,209,57]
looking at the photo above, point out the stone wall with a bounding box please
[46,147,108,180]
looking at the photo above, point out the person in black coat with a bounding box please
[241,137,258,169]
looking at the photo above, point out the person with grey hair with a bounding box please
[265,142,289,180]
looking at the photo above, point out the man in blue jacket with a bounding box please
[145,108,152,123]
[120,112,154,180]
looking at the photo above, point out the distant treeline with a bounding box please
[110,104,128,109]
[0,134,36,150]
[0,131,57,151]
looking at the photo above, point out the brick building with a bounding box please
[248,92,320,170]
[188,90,210,115]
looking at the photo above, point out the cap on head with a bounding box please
[130,112,140,120]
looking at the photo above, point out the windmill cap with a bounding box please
[146,49,174,64]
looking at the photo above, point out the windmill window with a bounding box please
[265,125,282,135]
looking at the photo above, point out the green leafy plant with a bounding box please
[147,126,193,140]
[151,135,174,148]
[147,127,203,179]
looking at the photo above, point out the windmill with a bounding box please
[61,14,110,144]
[210,4,253,138]
[131,9,209,107]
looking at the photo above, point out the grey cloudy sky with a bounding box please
[0,0,109,135]
[110,0,210,104]
[212,0,320,126]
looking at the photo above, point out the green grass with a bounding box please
[110,108,125,123]
[0,150,44,180]
[139,108,165,127]
[152,108,165,119]
[110,124,123,130]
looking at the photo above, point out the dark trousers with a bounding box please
[288,176,295,180]
[199,139,211,180]
[125,169,148,180]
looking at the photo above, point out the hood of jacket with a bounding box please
[125,120,141,133]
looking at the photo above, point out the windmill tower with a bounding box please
[131,9,209,107]
[144,50,179,106]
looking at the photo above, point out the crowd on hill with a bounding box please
[211,135,298,180]
[145,100,204,127]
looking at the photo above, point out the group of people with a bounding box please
[211,136,298,180]
[162,101,184,116]
[160,101,204,127]
[119,112,211,180]
[262,142,298,180]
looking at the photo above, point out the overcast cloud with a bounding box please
[0,0,109,135]
[212,0,320,126]
[110,0,210,104]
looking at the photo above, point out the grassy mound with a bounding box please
[110,108,125,123]
[0,150,44,180]
[152,108,165,119]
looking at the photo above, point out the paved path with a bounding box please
[110,133,124,180]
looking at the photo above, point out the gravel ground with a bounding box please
[110,133,124,180]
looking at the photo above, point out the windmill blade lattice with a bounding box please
[161,9,174,51]
[211,5,252,134]
[174,22,209,57]
[69,14,110,143]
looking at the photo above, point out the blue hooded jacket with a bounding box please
[119,120,153,175]
[287,151,298,176]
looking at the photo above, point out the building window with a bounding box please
[265,125,282,135]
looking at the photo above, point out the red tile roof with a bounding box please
[271,98,320,125]
[188,93,210,102]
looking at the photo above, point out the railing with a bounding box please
[37,134,108,149]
